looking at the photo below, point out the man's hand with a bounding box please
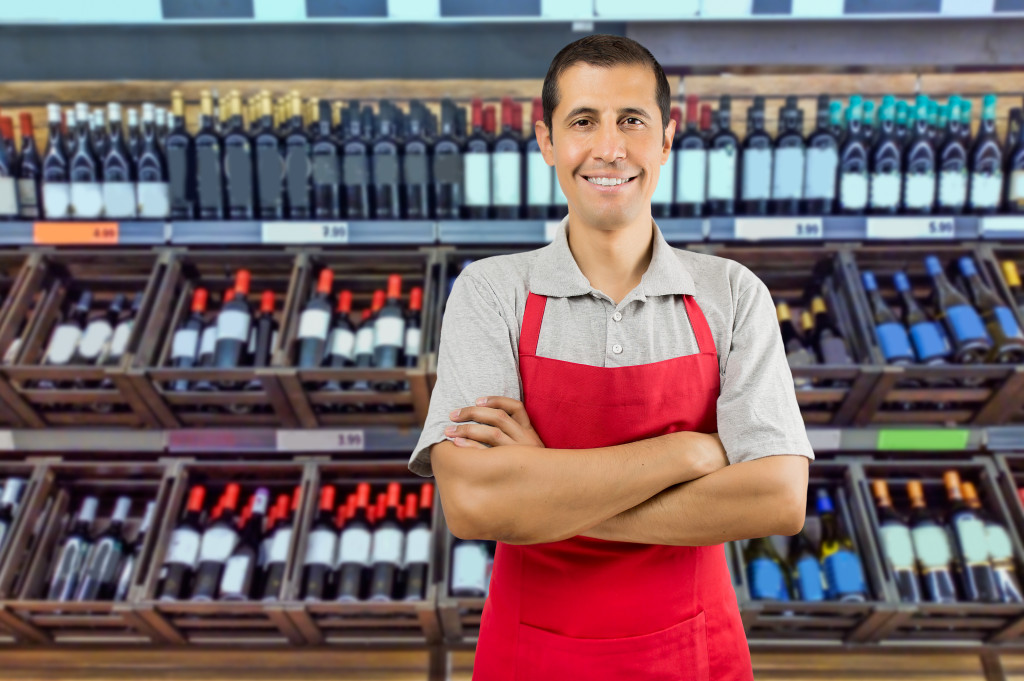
[445,396,546,449]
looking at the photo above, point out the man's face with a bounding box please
[537,62,674,231]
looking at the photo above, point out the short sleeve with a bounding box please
[716,278,815,465]
[408,271,522,477]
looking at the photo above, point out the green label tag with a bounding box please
[877,429,970,450]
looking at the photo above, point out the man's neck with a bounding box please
[565,210,654,305]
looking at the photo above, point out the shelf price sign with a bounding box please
[866,217,956,240]
[261,221,349,245]
[980,216,1024,237]
[34,222,119,245]
[733,217,823,241]
[276,429,365,452]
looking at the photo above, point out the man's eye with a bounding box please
[573,120,590,127]
[624,117,644,126]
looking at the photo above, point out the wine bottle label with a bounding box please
[875,322,913,363]
[374,316,405,349]
[804,148,838,200]
[268,527,293,564]
[880,523,917,570]
[404,154,429,186]
[78,321,113,361]
[257,146,285,207]
[747,556,789,601]
[109,322,132,360]
[903,173,936,210]
[938,169,968,208]
[101,182,137,218]
[676,149,707,204]
[329,327,356,361]
[17,179,39,217]
[168,146,189,206]
[137,182,171,218]
[451,542,489,593]
[434,154,463,185]
[869,172,901,209]
[911,524,953,571]
[463,153,490,207]
[45,325,83,365]
[198,525,239,563]
[337,526,372,566]
[220,553,252,596]
[370,526,404,565]
[165,527,201,568]
[216,310,251,343]
[954,516,991,565]
[985,522,1014,562]
[1011,170,1024,202]
[839,172,868,210]
[3,336,20,365]
[0,178,18,216]
[354,327,374,357]
[285,150,312,208]
[994,307,1024,341]
[552,173,568,206]
[707,147,737,201]
[908,322,948,362]
[772,147,805,200]
[298,309,330,341]
[374,154,400,187]
[197,147,223,209]
[651,161,674,205]
[225,146,254,207]
[404,327,421,358]
[794,554,825,601]
[71,182,104,218]
[304,528,338,567]
[404,526,431,566]
[312,153,340,187]
[526,152,552,207]
[822,549,867,600]
[343,155,370,186]
[490,152,520,206]
[741,148,772,200]
[947,304,988,344]
[198,325,217,356]
[42,182,71,218]
[970,172,1003,208]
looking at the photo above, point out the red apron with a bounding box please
[472,291,753,681]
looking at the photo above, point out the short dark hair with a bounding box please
[541,34,671,140]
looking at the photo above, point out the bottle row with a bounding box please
[0,91,1023,224]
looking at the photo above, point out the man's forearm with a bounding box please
[578,455,809,546]
[440,431,717,544]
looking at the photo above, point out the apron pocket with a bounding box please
[514,609,708,681]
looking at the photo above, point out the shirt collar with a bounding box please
[529,215,696,300]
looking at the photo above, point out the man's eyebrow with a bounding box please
[563,106,654,122]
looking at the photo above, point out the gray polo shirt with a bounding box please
[408,216,815,478]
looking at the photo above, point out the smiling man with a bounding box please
[408,34,813,680]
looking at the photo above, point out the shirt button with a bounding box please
[612,312,622,322]
[612,344,623,354]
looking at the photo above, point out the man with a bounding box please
[408,34,812,680]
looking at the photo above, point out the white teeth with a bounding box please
[586,176,630,186]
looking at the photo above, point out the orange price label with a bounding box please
[33,222,120,245]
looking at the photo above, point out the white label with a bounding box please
[707,147,737,201]
[303,528,338,567]
[45,325,83,365]
[954,516,991,564]
[839,172,868,210]
[4,336,22,364]
[981,216,1024,235]
[676,149,707,204]
[109,321,132,358]
[971,172,1003,209]
[164,528,201,568]
[198,325,217,356]
[216,309,251,343]
[374,316,405,349]
[870,173,901,209]
[741,148,772,200]
[734,217,822,241]
[804,148,838,200]
[651,159,674,205]
[298,308,330,341]
[77,320,113,361]
[525,152,552,206]
[0,178,18,215]
[463,153,491,206]
[329,328,356,361]
[137,181,170,218]
[544,220,561,243]
[42,182,71,218]
[370,526,404,565]
[904,173,936,210]
[404,327,421,357]
[404,526,431,565]
[452,542,489,593]
[1011,170,1024,202]
[337,526,372,566]
[71,182,104,218]
[354,327,375,356]
[220,554,251,596]
[772,147,805,200]
[491,152,521,206]
[911,524,953,570]
[938,170,968,208]
[260,222,349,245]
[198,525,239,563]
[268,527,292,564]
[276,429,365,452]
[101,182,137,218]
[880,523,916,570]
[17,179,38,216]
[986,523,1014,562]
[867,217,955,240]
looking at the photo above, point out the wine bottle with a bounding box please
[788,527,824,601]
[99,102,137,219]
[404,286,423,370]
[213,269,253,381]
[281,94,312,219]
[335,483,373,602]
[861,271,914,365]
[113,499,155,602]
[0,117,18,218]
[461,99,492,220]
[772,96,806,216]
[862,99,878,147]
[903,95,937,215]
[166,91,195,219]
[944,471,1001,602]
[157,485,206,600]
[309,99,341,219]
[39,290,92,389]
[219,487,269,601]
[74,495,131,601]
[924,255,991,364]
[69,102,103,219]
[368,483,404,602]
[740,97,772,217]
[74,293,123,366]
[223,92,254,220]
[809,296,853,365]
[403,102,432,220]
[245,291,278,379]
[401,484,433,602]
[169,288,208,392]
[301,485,338,601]
[868,96,902,216]
[16,113,41,219]
[1008,106,1024,213]
[191,483,241,601]
[296,268,333,370]
[938,97,970,214]
[372,274,406,391]
[803,96,839,216]
[707,95,739,217]
[744,536,791,601]
[372,104,402,219]
[253,94,284,220]
[0,477,26,556]
[872,480,921,602]
[776,302,814,386]
[433,99,463,220]
[893,271,950,365]
[675,95,707,218]
[969,94,1004,215]
[195,90,224,220]
[1003,261,1024,312]
[352,292,385,392]
[126,108,142,166]
[962,481,1024,603]
[260,487,300,601]
[895,100,910,143]
[47,496,98,601]
[817,488,867,602]
[135,103,170,219]
[255,499,281,597]
[341,102,371,220]
[958,256,1024,363]
[907,480,958,603]
[524,98,552,220]
[838,97,870,215]
[104,291,142,369]
[323,290,356,392]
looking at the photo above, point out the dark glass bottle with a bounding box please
[47,496,98,602]
[925,255,991,364]
[169,288,208,392]
[772,96,806,216]
[404,286,423,369]
[126,108,142,167]
[283,94,313,218]
[309,100,342,219]
[219,488,269,601]
[963,481,1024,603]
[893,271,950,365]
[462,99,492,220]
[958,256,1024,363]
[403,103,432,220]
[707,95,739,217]
[895,100,910,144]
[372,274,406,391]
[301,485,338,601]
[336,483,373,602]
[491,97,523,220]
[817,488,868,602]
[944,471,1001,603]
[213,269,253,377]
[296,268,333,370]
[524,98,552,219]
[862,270,914,365]
[938,97,970,215]
[69,102,103,219]
[872,480,921,602]
[341,102,371,220]
[16,112,42,219]
[222,91,255,219]
[190,484,241,601]
[433,99,463,220]
[368,484,404,602]
[675,95,707,218]
[838,97,869,215]
[400,484,433,601]
[137,103,171,219]
[372,104,402,219]
[1006,105,1024,213]
[907,480,958,603]
[902,95,937,215]
[254,93,284,220]
[0,117,18,218]
[166,91,196,220]
[74,496,131,601]
[100,102,136,219]
[195,90,225,220]
[802,96,839,215]
[869,95,903,215]
[157,486,206,601]
[969,94,1004,214]
[809,295,853,365]
[740,97,772,217]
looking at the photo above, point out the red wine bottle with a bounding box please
[74,495,131,601]
[297,268,333,369]
[524,98,552,219]
[243,290,278,392]
[372,275,406,391]
[219,487,269,601]
[491,97,522,220]
[462,99,491,219]
[675,95,707,218]
[707,95,739,217]
[255,499,282,597]
[214,270,252,378]
[324,290,356,392]
[191,483,241,601]
[284,96,312,218]
[47,496,98,601]
[433,99,463,220]
[352,292,385,392]
[404,286,422,369]
[402,101,431,219]
[400,483,433,602]
[261,487,300,601]
[335,483,372,603]
[369,483,404,602]
[301,485,338,601]
[254,96,284,219]
[157,486,206,600]
[342,102,371,220]
[16,112,42,219]
[41,103,71,218]
[114,499,155,602]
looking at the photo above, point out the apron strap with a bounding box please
[683,294,716,356]
[520,292,547,357]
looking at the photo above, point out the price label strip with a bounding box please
[733,218,823,241]
[34,222,119,245]
[866,217,956,240]
[980,216,1024,238]
[276,429,365,452]
[261,221,349,245]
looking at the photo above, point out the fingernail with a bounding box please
[449,409,461,419]
[444,426,456,436]
[476,397,487,406]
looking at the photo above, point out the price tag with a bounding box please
[261,221,349,245]
[866,217,955,240]
[980,216,1024,236]
[544,220,562,243]
[34,222,119,245]
[0,431,14,450]
[276,429,365,452]
[733,218,823,241]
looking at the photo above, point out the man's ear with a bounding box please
[662,118,677,164]
[536,120,554,167]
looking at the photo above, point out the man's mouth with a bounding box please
[583,175,638,187]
